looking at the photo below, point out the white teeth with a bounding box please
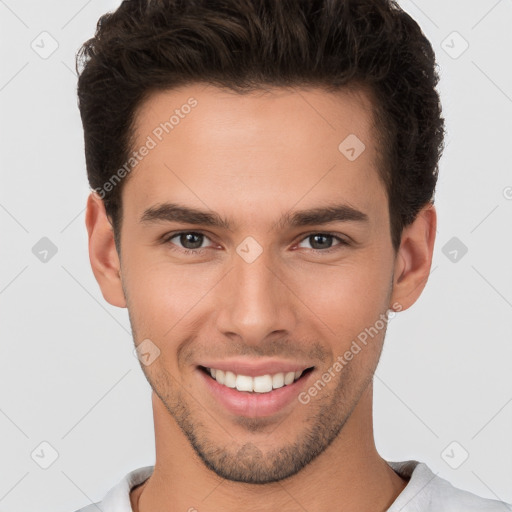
[253,375,273,393]
[284,371,295,385]
[235,374,253,392]
[215,369,224,384]
[272,372,284,389]
[207,367,308,393]
[224,371,237,388]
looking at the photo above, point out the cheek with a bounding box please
[123,234,393,342]
[122,254,218,338]
[292,255,391,330]
[291,257,393,375]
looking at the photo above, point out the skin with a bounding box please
[86,84,436,512]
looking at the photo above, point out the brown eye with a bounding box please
[163,231,213,254]
[297,233,349,252]
[176,232,205,249]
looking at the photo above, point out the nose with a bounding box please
[214,246,298,345]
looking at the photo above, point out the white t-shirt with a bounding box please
[74,459,512,511]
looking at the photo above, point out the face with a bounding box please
[105,84,404,483]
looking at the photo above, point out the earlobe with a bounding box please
[85,191,127,308]
[389,203,437,312]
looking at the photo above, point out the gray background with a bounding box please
[0,0,511,510]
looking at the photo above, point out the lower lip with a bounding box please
[198,367,314,418]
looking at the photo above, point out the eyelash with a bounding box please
[161,231,350,256]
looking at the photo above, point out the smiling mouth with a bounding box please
[198,365,315,394]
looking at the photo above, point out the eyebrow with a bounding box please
[140,202,369,231]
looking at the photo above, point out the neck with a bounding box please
[132,383,408,512]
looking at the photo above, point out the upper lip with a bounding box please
[198,359,314,377]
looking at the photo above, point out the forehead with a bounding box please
[122,83,387,228]
[133,83,377,151]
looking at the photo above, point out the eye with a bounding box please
[162,231,214,255]
[297,233,349,253]
[162,230,350,256]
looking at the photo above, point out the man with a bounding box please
[75,0,511,510]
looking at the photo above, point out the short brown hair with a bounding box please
[76,0,445,255]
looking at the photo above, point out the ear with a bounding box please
[389,202,437,312]
[85,191,127,308]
